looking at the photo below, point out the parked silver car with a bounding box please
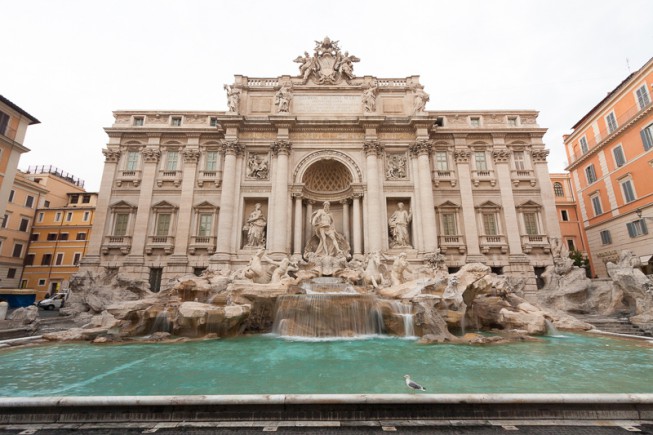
[37,293,68,310]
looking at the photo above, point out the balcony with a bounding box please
[116,170,142,187]
[438,235,466,254]
[197,170,222,187]
[471,169,496,187]
[521,234,550,254]
[432,170,457,187]
[146,235,175,255]
[189,236,217,255]
[510,169,536,187]
[157,170,182,187]
[479,235,508,254]
[102,235,132,255]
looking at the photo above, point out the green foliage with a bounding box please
[569,250,589,268]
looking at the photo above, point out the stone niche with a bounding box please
[241,199,269,250]
[386,198,413,249]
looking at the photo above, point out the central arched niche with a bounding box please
[301,159,353,200]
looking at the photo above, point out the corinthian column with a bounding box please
[364,140,383,252]
[492,149,522,255]
[172,147,200,258]
[270,140,291,255]
[130,145,161,257]
[214,140,242,259]
[293,193,303,256]
[532,149,561,239]
[83,147,121,263]
[411,140,437,252]
[454,147,481,258]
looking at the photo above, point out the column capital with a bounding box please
[530,149,549,163]
[102,148,121,163]
[141,147,161,163]
[272,140,292,156]
[183,148,201,163]
[454,149,471,163]
[363,140,383,156]
[410,139,432,156]
[221,139,243,156]
[492,149,511,163]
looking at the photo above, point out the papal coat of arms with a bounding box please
[294,36,360,85]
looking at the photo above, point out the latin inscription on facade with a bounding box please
[383,98,404,114]
[293,95,360,114]
[250,97,272,114]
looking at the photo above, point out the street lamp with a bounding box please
[635,208,653,221]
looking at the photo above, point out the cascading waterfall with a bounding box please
[388,301,415,337]
[150,310,172,334]
[272,294,384,338]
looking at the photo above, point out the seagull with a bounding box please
[403,374,426,392]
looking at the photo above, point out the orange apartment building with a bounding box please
[550,173,592,273]
[564,57,653,277]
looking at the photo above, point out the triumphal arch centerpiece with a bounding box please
[83,37,560,296]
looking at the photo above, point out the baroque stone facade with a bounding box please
[82,37,559,296]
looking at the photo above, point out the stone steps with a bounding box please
[577,316,651,337]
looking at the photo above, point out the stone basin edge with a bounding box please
[2,393,653,407]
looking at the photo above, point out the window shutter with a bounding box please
[642,128,653,150]
[627,222,636,238]
[641,219,648,235]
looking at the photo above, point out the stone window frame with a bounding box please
[150,201,179,238]
[516,200,544,237]
[436,201,461,237]
[192,202,218,238]
[579,136,589,154]
[108,201,138,237]
[612,143,626,167]
[604,110,618,134]
[590,192,603,216]
[553,182,564,197]
[170,115,183,127]
[133,116,144,127]
[599,229,612,245]
[618,174,637,204]
[475,201,503,237]
[635,83,651,110]
[585,163,597,184]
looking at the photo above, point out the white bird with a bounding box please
[403,374,426,392]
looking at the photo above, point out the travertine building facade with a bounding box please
[83,38,559,295]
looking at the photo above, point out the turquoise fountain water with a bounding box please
[1,333,652,397]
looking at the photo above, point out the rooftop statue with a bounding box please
[294,36,360,85]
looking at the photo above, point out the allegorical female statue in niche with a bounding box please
[243,203,267,248]
[388,202,412,248]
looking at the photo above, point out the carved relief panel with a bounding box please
[245,152,270,180]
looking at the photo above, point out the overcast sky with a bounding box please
[4,0,652,192]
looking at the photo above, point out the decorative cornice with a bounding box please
[102,149,121,163]
[363,140,383,156]
[271,139,292,156]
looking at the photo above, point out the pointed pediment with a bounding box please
[436,200,460,209]
[476,200,502,210]
[151,200,178,210]
[516,199,542,209]
[109,200,137,211]
[193,201,217,210]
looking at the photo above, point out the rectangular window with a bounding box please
[8,190,14,203]
[76,232,87,240]
[58,233,69,241]
[435,151,449,171]
[482,213,498,236]
[41,254,52,266]
[83,211,90,221]
[580,136,589,154]
[38,212,44,222]
[82,194,91,203]
[1,214,7,228]
[620,179,636,203]
[0,111,9,135]
[133,116,144,126]
[25,254,35,266]
[612,145,625,167]
[513,151,525,170]
[642,124,653,151]
[66,212,73,222]
[441,213,457,236]
[55,212,62,222]
[126,151,140,171]
[605,112,618,133]
[156,213,171,236]
[171,117,182,126]
[636,85,651,109]
[25,195,34,208]
[12,243,23,258]
[114,213,129,236]
[38,279,46,286]
[600,230,612,245]
[205,151,218,171]
[627,219,648,238]
[19,218,29,232]
[7,268,16,279]
[70,194,79,204]
[561,210,569,221]
[73,253,82,265]
[567,239,576,251]
[44,200,50,208]
[474,152,487,171]
[210,117,218,127]
[585,164,597,184]
[470,117,480,127]
[591,195,603,216]
[30,233,39,241]
[165,151,179,171]
[523,212,538,235]
[47,233,58,241]
[507,116,518,127]
[55,253,64,266]
[198,213,213,237]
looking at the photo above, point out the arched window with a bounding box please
[553,182,564,197]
